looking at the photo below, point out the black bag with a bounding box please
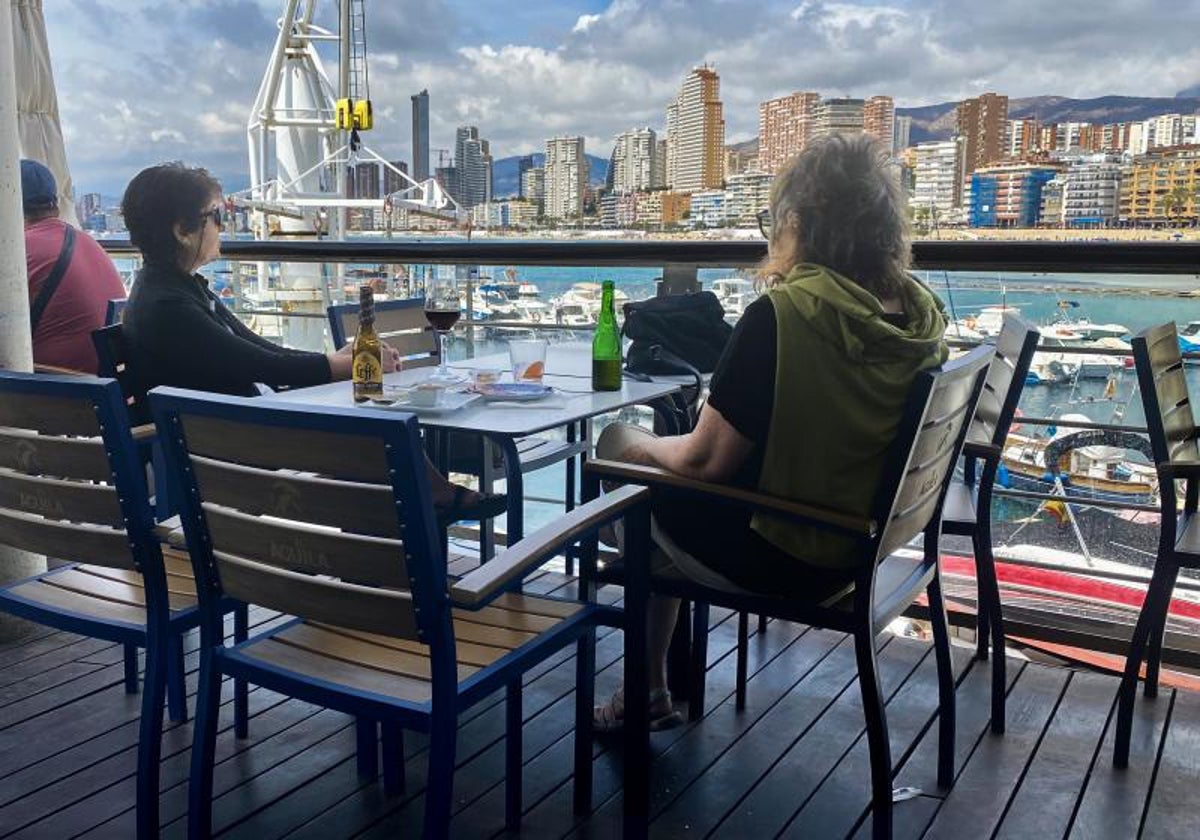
[622,291,733,375]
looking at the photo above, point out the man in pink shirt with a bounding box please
[22,159,126,373]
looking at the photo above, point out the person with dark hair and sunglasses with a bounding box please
[121,161,505,519]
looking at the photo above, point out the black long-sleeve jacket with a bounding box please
[124,261,331,396]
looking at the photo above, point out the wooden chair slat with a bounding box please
[309,621,510,668]
[0,508,135,570]
[1155,365,1191,410]
[241,637,433,703]
[450,602,560,634]
[450,614,537,648]
[489,591,582,620]
[0,468,124,527]
[191,455,399,538]
[277,622,478,682]
[214,551,420,639]
[181,414,391,482]
[202,503,408,587]
[0,430,111,482]
[0,392,101,437]
[42,567,150,607]
[6,578,146,625]
[77,562,198,600]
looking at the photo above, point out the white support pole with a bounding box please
[0,2,45,640]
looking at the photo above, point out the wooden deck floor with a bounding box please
[2,561,1198,840]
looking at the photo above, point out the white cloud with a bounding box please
[35,0,1200,195]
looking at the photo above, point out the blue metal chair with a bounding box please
[585,345,994,840]
[0,370,247,840]
[149,387,646,839]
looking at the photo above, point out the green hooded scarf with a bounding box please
[751,263,949,568]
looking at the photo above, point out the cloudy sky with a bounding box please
[40,0,1200,196]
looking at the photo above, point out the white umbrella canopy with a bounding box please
[12,0,77,225]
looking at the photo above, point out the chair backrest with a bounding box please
[327,297,439,368]
[1132,322,1199,467]
[149,388,447,647]
[969,314,1040,447]
[871,345,995,561]
[93,323,151,426]
[0,371,160,580]
[105,298,127,326]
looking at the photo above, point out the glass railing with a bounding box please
[98,236,1200,669]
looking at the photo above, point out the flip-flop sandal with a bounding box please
[594,688,682,733]
[436,485,508,527]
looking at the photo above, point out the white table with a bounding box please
[269,345,682,547]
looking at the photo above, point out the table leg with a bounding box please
[491,434,524,547]
[480,437,497,562]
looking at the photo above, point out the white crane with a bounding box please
[236,0,463,348]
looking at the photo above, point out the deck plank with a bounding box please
[1068,686,1172,840]
[994,670,1116,840]
[779,645,975,839]
[2,565,1199,840]
[920,662,1070,840]
[688,636,930,839]
[1140,688,1200,840]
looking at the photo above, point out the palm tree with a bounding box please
[1162,184,1192,222]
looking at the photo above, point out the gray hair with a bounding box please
[769,133,910,300]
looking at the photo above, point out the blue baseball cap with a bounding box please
[20,159,58,210]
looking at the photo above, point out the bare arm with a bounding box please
[620,403,754,484]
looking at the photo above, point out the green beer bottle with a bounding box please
[592,280,622,391]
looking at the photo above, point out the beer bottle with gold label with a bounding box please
[352,285,383,402]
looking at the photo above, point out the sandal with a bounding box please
[436,485,508,528]
[593,686,682,733]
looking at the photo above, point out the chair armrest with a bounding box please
[962,441,1002,461]
[450,484,650,608]
[1159,461,1200,480]
[131,423,157,441]
[583,459,876,539]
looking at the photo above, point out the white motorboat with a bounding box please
[710,277,759,322]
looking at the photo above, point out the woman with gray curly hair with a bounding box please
[594,133,949,731]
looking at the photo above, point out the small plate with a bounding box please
[477,383,554,402]
[363,390,481,414]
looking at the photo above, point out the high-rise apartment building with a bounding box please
[665,66,725,192]
[454,126,491,208]
[956,92,1009,178]
[411,89,430,182]
[814,98,865,138]
[893,115,912,153]
[863,96,895,151]
[351,162,381,199]
[544,136,587,219]
[653,139,668,188]
[517,155,536,199]
[612,128,657,193]
[1004,119,1040,158]
[758,91,819,173]
[910,140,963,216]
[724,171,774,225]
[521,166,545,212]
[1062,154,1122,227]
[382,161,409,196]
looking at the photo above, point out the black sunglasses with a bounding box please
[756,208,772,239]
[202,207,224,228]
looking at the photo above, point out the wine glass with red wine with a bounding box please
[424,272,464,384]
